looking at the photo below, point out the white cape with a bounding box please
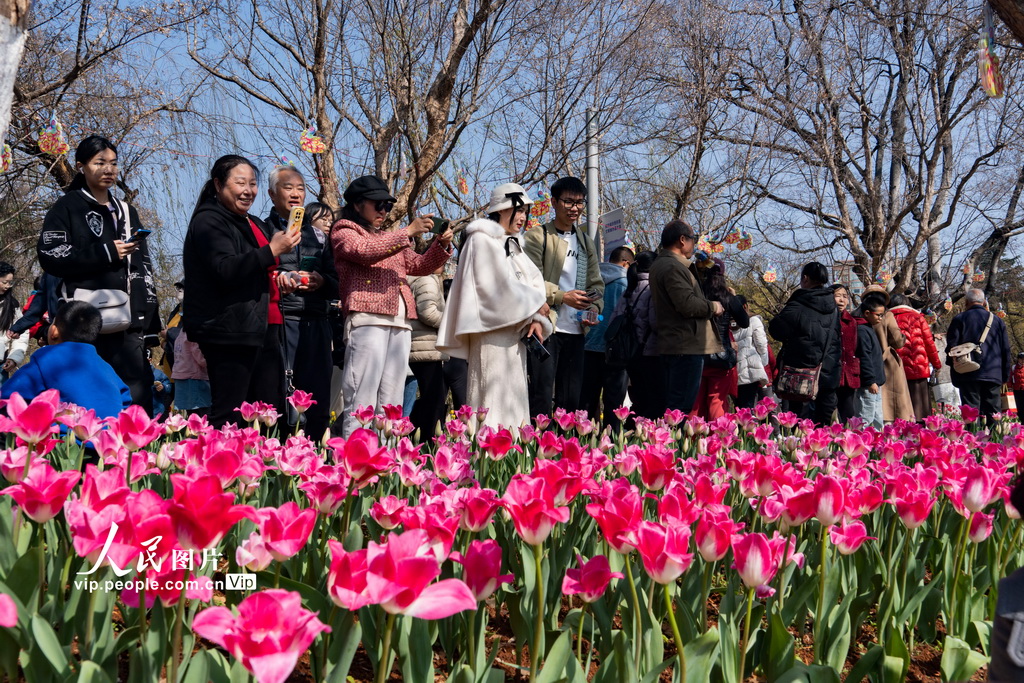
[436,218,550,359]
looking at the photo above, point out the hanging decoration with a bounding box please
[875,268,893,285]
[299,127,327,154]
[962,264,973,275]
[37,117,70,156]
[943,296,954,312]
[723,224,742,244]
[972,269,986,283]
[457,168,469,195]
[531,190,551,217]
[997,304,1008,319]
[0,144,11,173]
[278,155,295,167]
[736,230,753,251]
[762,266,778,283]
[924,309,937,325]
[978,5,1005,98]
[697,236,713,253]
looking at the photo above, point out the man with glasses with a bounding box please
[649,220,723,414]
[524,176,605,417]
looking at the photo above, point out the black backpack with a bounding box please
[605,289,647,369]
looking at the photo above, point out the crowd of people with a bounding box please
[0,134,1020,436]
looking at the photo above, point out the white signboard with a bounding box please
[601,208,627,260]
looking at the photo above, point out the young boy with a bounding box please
[2,301,132,418]
[854,293,887,428]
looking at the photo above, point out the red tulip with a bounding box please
[298,465,350,514]
[478,427,520,460]
[562,554,623,603]
[3,461,79,523]
[828,521,876,555]
[110,404,163,451]
[450,539,513,601]
[327,540,372,610]
[192,589,330,683]
[637,444,676,491]
[327,429,392,487]
[502,474,571,546]
[695,511,743,562]
[255,502,317,561]
[630,521,694,584]
[0,390,59,445]
[167,473,255,550]
[586,479,643,553]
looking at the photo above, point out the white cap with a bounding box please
[487,183,533,214]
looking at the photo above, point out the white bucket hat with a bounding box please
[488,183,533,214]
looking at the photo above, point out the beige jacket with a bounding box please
[523,222,604,328]
[408,274,448,363]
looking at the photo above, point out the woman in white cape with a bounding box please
[436,183,552,428]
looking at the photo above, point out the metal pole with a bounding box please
[585,107,599,244]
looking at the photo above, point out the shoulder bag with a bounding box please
[774,310,838,402]
[948,313,994,374]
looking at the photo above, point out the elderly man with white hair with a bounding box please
[945,288,1011,423]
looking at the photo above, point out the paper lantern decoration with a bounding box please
[979,39,1005,98]
[762,267,777,283]
[723,225,742,244]
[924,309,937,325]
[531,190,550,217]
[736,230,753,251]
[943,296,953,312]
[0,144,10,173]
[963,264,972,275]
[711,241,725,253]
[457,168,470,196]
[697,236,713,253]
[997,306,1007,319]
[37,118,70,156]
[875,268,893,284]
[300,127,327,154]
[972,269,985,283]
[278,155,295,167]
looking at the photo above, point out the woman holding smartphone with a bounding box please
[36,135,160,411]
[332,175,453,436]
[437,183,551,429]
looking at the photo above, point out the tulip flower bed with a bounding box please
[0,390,1017,683]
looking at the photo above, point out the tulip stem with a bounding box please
[375,612,397,683]
[814,523,828,665]
[699,561,713,633]
[273,562,282,589]
[623,554,643,672]
[530,543,545,682]
[664,584,686,683]
[169,568,190,683]
[340,481,357,539]
[948,514,971,636]
[468,609,478,675]
[738,586,755,683]
[575,604,587,663]
[84,573,99,658]
[37,525,45,609]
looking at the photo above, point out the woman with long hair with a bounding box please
[436,183,551,428]
[692,259,748,419]
[0,263,28,384]
[182,155,300,428]
[36,135,160,411]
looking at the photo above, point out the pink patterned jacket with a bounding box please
[331,219,451,317]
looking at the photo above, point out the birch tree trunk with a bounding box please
[0,0,29,143]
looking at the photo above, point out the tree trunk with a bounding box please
[0,0,29,142]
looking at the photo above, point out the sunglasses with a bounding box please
[374,200,395,213]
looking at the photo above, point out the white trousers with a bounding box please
[340,324,411,436]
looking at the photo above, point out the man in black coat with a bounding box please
[265,166,339,440]
[946,288,1011,423]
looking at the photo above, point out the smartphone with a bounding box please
[585,289,601,301]
[299,256,318,271]
[430,217,450,234]
[522,334,551,360]
[286,206,304,236]
[126,228,152,243]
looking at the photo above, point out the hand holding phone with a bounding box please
[286,206,304,237]
[126,228,152,243]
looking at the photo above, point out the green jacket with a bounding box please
[524,222,605,320]
[649,251,721,356]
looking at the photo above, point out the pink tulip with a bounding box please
[326,540,372,611]
[637,444,676,491]
[630,521,694,585]
[780,486,818,528]
[960,405,980,422]
[298,466,350,515]
[695,512,743,562]
[0,390,60,445]
[562,554,623,603]
[969,511,994,543]
[814,475,846,526]
[586,479,643,553]
[502,474,571,546]
[612,406,633,422]
[167,473,255,550]
[659,483,700,526]
[255,502,317,561]
[478,427,520,460]
[0,447,42,484]
[120,562,215,608]
[3,461,80,523]
[0,593,17,628]
[732,532,780,596]
[458,488,502,532]
[533,413,551,430]
[236,532,275,572]
[961,464,999,514]
[450,539,513,601]
[890,489,935,530]
[287,390,316,415]
[828,521,876,555]
[192,589,330,683]
[370,495,408,530]
[236,402,260,423]
[536,431,563,459]
[110,404,163,451]
[327,429,392,487]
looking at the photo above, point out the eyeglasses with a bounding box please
[558,198,587,209]
[375,201,395,213]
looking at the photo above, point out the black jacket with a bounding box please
[37,189,159,333]
[182,201,277,346]
[768,287,841,389]
[946,304,1012,386]
[9,273,61,336]
[856,321,885,387]
[264,209,339,317]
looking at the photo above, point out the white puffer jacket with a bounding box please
[735,315,769,385]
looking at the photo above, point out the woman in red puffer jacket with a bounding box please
[889,294,940,419]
